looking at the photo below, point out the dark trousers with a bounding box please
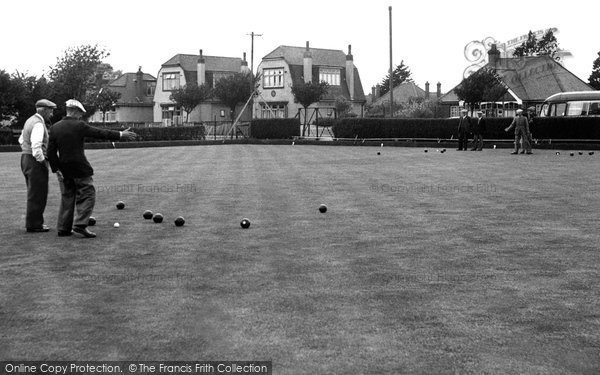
[457,130,468,150]
[57,175,95,232]
[21,154,48,229]
[472,133,483,150]
[514,128,531,152]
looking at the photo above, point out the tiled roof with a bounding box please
[107,72,156,106]
[372,81,429,105]
[271,44,365,102]
[162,53,242,73]
[441,56,592,103]
[264,45,348,67]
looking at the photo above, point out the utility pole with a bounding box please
[388,6,394,118]
[247,32,263,77]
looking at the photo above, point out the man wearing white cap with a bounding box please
[19,99,56,232]
[47,99,137,238]
[504,109,532,154]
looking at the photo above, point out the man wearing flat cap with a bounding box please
[19,99,56,232]
[505,109,532,154]
[47,99,137,238]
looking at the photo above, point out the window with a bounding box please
[161,105,182,126]
[589,101,600,116]
[566,101,586,116]
[550,103,567,116]
[146,83,156,96]
[162,72,180,91]
[450,106,460,118]
[319,68,340,86]
[263,68,284,88]
[260,104,286,118]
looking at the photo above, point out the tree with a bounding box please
[513,30,561,61]
[169,84,213,122]
[537,30,560,60]
[589,51,600,90]
[334,97,353,118]
[291,80,329,136]
[0,71,52,127]
[454,67,508,113]
[378,60,412,96]
[48,45,110,105]
[513,31,538,58]
[93,88,121,123]
[0,70,24,123]
[214,72,254,123]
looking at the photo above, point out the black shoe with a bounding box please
[470,148,477,151]
[526,152,533,154]
[456,148,463,151]
[27,225,49,233]
[510,151,518,155]
[520,150,525,154]
[73,227,96,238]
[58,230,73,237]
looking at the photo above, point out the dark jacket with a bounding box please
[473,117,486,134]
[48,117,121,178]
[457,115,472,133]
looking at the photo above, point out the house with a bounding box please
[368,81,443,117]
[440,44,593,117]
[253,42,366,122]
[153,50,251,125]
[88,67,156,123]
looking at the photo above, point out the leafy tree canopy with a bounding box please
[454,67,508,112]
[170,84,213,122]
[214,72,254,120]
[513,30,561,61]
[588,51,600,90]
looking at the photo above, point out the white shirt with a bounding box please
[18,113,47,162]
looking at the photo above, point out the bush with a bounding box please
[250,118,300,139]
[84,125,206,143]
[331,117,600,140]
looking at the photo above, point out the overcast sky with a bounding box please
[2,0,598,95]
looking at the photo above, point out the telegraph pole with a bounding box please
[388,6,394,118]
[247,32,263,77]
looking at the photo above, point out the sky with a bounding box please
[2,0,598,96]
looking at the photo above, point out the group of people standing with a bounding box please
[456,108,533,154]
[19,99,136,237]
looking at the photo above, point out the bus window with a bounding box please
[551,103,567,116]
[566,101,586,116]
[539,103,549,117]
[589,101,600,116]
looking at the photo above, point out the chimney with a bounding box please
[375,84,381,98]
[241,52,250,74]
[436,82,441,98]
[488,44,500,67]
[346,44,355,101]
[371,86,376,99]
[425,81,430,99]
[136,66,144,98]
[303,41,312,83]
[197,49,206,85]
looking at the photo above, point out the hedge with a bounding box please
[84,125,206,143]
[250,118,300,139]
[331,117,600,140]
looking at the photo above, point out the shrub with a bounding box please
[250,118,300,139]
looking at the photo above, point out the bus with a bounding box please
[538,91,600,117]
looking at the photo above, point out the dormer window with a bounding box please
[319,68,340,86]
[263,68,284,88]
[162,72,180,91]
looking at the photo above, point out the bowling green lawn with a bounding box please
[1,144,600,374]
